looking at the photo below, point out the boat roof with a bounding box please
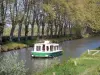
[35,43,59,45]
[34,40,59,46]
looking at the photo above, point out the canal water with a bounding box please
[0,36,100,74]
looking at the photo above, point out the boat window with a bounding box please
[42,45,45,51]
[56,46,59,50]
[36,46,41,51]
[46,46,49,51]
[54,46,56,51]
[50,45,53,51]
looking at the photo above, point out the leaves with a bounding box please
[0,53,28,75]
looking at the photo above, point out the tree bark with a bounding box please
[54,19,58,36]
[50,21,53,38]
[69,21,72,36]
[18,23,22,41]
[25,22,29,40]
[41,22,45,37]
[0,23,4,45]
[31,13,36,39]
[31,23,34,39]
[10,25,16,41]
[0,0,6,44]
[46,22,50,36]
[36,15,40,38]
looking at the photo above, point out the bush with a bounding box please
[0,53,28,75]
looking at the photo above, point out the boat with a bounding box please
[31,40,63,57]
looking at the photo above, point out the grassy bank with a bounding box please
[0,35,80,52]
[1,42,27,52]
[0,39,37,52]
[35,49,100,75]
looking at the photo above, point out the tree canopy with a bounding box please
[0,0,100,43]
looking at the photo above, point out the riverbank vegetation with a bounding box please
[0,53,28,75]
[1,42,27,52]
[35,49,100,75]
[0,35,79,52]
[0,37,38,52]
[0,0,100,45]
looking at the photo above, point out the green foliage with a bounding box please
[0,53,28,75]
[2,0,100,43]
[1,0,100,45]
[35,50,100,75]
[1,42,27,51]
[82,33,90,38]
[22,38,37,46]
[43,4,56,21]
[67,0,100,33]
[72,25,82,37]
[96,47,100,50]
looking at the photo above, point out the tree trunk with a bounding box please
[10,25,16,41]
[0,0,5,44]
[63,25,67,36]
[54,19,58,36]
[58,15,61,36]
[36,18,40,38]
[58,25,61,36]
[50,21,53,38]
[60,25,63,36]
[31,24,34,39]
[41,21,45,37]
[31,16,35,39]
[46,22,50,36]
[0,23,4,45]
[63,17,67,36]
[37,25,40,38]
[25,24,29,41]
[0,34,2,45]
[18,23,22,41]
[69,21,72,36]
[31,9,36,39]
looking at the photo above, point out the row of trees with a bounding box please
[0,0,100,44]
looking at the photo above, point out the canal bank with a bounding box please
[1,36,100,74]
[0,35,81,52]
[35,49,100,75]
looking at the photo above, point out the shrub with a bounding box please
[0,53,28,75]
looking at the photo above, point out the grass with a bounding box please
[0,38,38,52]
[45,35,80,43]
[21,38,37,46]
[1,42,27,52]
[95,47,100,50]
[34,49,100,75]
[3,25,38,36]
[0,35,78,52]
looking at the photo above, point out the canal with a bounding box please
[0,36,100,74]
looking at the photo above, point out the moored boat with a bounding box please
[31,41,62,57]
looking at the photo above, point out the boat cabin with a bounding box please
[34,41,60,52]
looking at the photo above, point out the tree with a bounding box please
[0,0,8,44]
[9,0,18,41]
